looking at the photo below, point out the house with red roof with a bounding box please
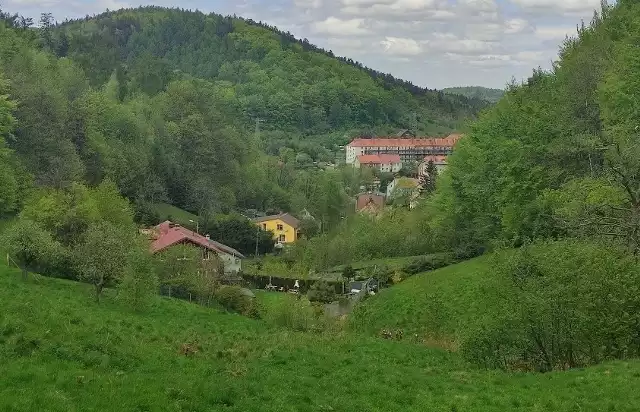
[149,221,245,274]
[356,192,385,214]
[346,134,461,164]
[354,154,402,173]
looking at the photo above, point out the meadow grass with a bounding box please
[2,263,640,411]
[349,255,504,340]
[152,203,199,227]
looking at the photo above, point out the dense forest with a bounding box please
[443,86,505,104]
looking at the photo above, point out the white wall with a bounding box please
[218,252,242,274]
[346,146,364,164]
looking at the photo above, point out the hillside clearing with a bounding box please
[2,263,640,411]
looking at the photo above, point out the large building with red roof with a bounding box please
[346,134,462,165]
[149,221,245,274]
[354,154,402,173]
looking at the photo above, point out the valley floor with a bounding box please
[1,264,639,411]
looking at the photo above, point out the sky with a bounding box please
[2,0,606,89]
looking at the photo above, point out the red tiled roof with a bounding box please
[422,155,448,164]
[357,154,401,164]
[347,134,462,148]
[356,193,385,211]
[150,221,243,257]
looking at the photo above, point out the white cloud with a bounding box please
[312,16,370,35]
[534,25,578,40]
[504,18,531,34]
[380,37,423,56]
[294,0,323,8]
[510,0,601,14]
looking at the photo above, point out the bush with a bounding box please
[307,280,335,304]
[214,286,259,318]
[462,240,640,372]
[402,253,454,275]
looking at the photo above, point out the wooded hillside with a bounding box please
[54,7,486,138]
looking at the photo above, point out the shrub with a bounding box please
[402,253,454,275]
[214,286,259,318]
[307,280,335,304]
[462,240,640,372]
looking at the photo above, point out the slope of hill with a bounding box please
[53,7,487,137]
[2,262,640,411]
[443,86,504,103]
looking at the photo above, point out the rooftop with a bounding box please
[422,155,448,164]
[347,134,462,148]
[252,213,300,229]
[357,154,402,164]
[150,221,244,258]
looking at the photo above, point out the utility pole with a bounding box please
[255,226,260,258]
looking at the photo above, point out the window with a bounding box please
[279,234,286,243]
[262,223,267,230]
[277,224,284,231]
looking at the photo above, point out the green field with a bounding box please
[2,262,640,411]
[349,256,492,340]
[152,203,199,227]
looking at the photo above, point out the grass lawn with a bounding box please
[349,255,501,340]
[152,203,199,227]
[2,262,640,411]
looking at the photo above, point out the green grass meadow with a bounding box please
[2,262,640,411]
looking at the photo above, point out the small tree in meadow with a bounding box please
[119,245,159,312]
[75,222,131,302]
[2,218,62,280]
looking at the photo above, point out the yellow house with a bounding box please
[252,213,300,244]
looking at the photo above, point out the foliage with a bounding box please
[341,265,356,280]
[443,86,505,103]
[307,280,336,304]
[74,221,132,301]
[118,245,159,312]
[294,206,437,270]
[402,253,455,275]
[463,240,640,371]
[214,285,259,318]
[203,214,274,256]
[1,219,63,279]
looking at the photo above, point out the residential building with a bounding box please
[418,155,448,176]
[354,154,402,173]
[356,192,385,214]
[149,221,244,274]
[346,134,461,164]
[387,177,421,209]
[252,213,300,244]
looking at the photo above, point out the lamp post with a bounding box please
[189,219,199,234]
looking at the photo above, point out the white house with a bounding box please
[355,154,403,173]
[208,238,245,274]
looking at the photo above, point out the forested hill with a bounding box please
[443,86,504,103]
[52,7,486,138]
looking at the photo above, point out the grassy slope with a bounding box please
[2,263,640,411]
[349,255,501,339]
[152,203,199,227]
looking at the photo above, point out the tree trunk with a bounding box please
[21,268,28,281]
[95,284,103,303]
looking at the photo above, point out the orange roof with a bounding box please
[423,155,448,164]
[356,193,385,212]
[357,154,401,164]
[348,134,462,148]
